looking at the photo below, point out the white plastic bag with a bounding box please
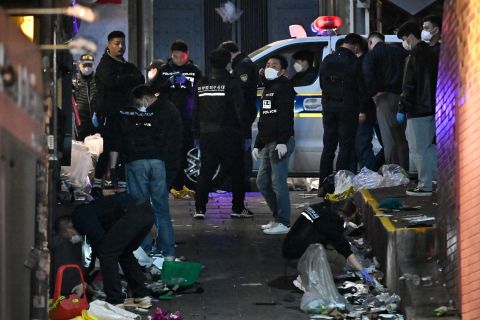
[61,141,94,189]
[334,170,355,194]
[84,133,104,157]
[298,244,350,313]
[353,167,384,190]
[88,300,139,319]
[380,164,410,187]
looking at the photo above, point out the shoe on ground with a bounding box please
[90,187,103,199]
[231,208,254,218]
[263,223,290,235]
[261,221,276,229]
[406,187,432,197]
[193,209,205,219]
[123,296,152,309]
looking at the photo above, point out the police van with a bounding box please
[249,34,402,176]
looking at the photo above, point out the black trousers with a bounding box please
[195,132,245,212]
[72,203,153,304]
[94,122,125,183]
[171,119,193,190]
[319,111,358,182]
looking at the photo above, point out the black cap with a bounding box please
[79,54,94,64]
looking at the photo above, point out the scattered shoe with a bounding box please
[406,187,432,197]
[231,208,254,218]
[261,221,276,230]
[90,187,103,199]
[124,296,152,309]
[263,223,290,234]
[193,209,205,219]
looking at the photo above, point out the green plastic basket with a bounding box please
[161,261,203,287]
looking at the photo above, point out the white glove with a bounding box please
[252,148,260,161]
[275,144,287,159]
[71,283,84,297]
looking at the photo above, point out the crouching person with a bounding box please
[282,198,376,286]
[72,193,153,307]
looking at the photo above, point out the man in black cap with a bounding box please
[73,53,97,141]
[91,30,144,198]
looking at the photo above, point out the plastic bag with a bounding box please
[84,134,104,157]
[353,167,384,190]
[88,300,139,320]
[334,170,355,194]
[61,141,94,189]
[379,164,409,187]
[297,244,350,313]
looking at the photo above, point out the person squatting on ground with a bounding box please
[253,54,296,235]
[109,84,182,257]
[72,193,154,307]
[72,54,97,141]
[219,41,259,191]
[318,33,366,196]
[282,198,376,286]
[192,48,253,220]
[355,37,385,171]
[396,22,438,197]
[150,39,203,200]
[92,30,145,197]
[362,31,409,170]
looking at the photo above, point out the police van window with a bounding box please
[255,42,327,87]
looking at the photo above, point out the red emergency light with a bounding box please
[311,16,342,34]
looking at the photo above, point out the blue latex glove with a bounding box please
[244,139,252,151]
[194,138,200,149]
[174,72,187,85]
[396,112,406,124]
[360,268,376,287]
[92,112,99,128]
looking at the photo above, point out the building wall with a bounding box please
[437,0,480,317]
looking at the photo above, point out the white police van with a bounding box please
[249,34,402,176]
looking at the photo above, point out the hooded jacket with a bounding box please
[94,51,144,118]
[151,59,202,123]
[193,69,250,138]
[398,41,438,118]
[254,75,295,149]
[231,52,259,124]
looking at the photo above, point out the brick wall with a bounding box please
[437,1,480,317]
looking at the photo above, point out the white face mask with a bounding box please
[293,62,304,73]
[70,235,83,244]
[421,30,432,42]
[402,40,412,51]
[80,66,93,76]
[264,67,279,80]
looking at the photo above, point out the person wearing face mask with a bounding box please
[150,39,203,200]
[109,84,182,257]
[72,54,97,141]
[362,31,409,172]
[317,33,367,197]
[291,49,317,87]
[253,54,296,235]
[396,22,438,197]
[422,15,442,58]
[92,31,144,199]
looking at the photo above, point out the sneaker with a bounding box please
[90,187,103,199]
[193,209,205,219]
[231,208,254,218]
[261,221,276,229]
[263,223,290,235]
[406,187,432,197]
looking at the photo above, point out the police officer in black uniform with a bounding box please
[318,33,366,197]
[192,48,253,219]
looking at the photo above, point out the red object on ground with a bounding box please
[50,264,88,320]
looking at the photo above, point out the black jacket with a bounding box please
[398,41,438,118]
[362,42,406,96]
[282,202,352,260]
[72,73,97,120]
[291,67,317,87]
[319,47,365,113]
[193,69,250,138]
[95,52,144,118]
[231,53,259,124]
[111,95,182,181]
[151,59,202,123]
[254,76,295,149]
